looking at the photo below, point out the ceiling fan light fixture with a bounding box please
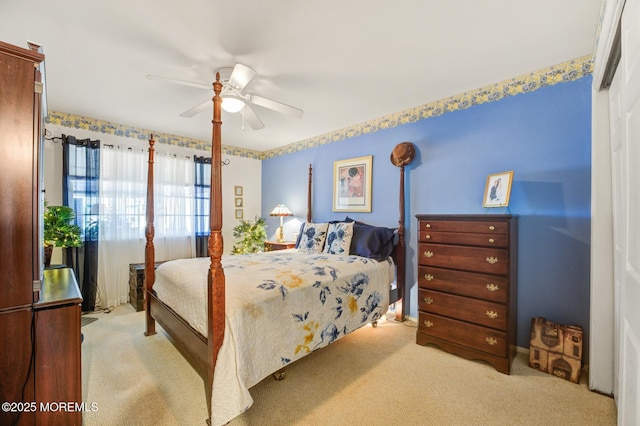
[149,63,302,126]
[221,94,245,113]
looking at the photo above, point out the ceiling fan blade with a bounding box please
[228,63,256,91]
[243,104,265,130]
[249,94,304,119]
[146,74,211,91]
[179,99,212,118]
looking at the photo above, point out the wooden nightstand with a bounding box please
[264,241,296,251]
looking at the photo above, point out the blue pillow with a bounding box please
[348,221,396,261]
[323,221,354,255]
[297,222,329,254]
[295,219,347,248]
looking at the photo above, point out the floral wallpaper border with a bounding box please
[46,112,263,159]
[262,55,593,159]
[48,55,592,160]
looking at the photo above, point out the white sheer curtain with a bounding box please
[96,144,195,308]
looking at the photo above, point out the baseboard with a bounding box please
[385,311,417,324]
[404,314,417,323]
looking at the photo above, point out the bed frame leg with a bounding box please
[205,379,212,425]
[273,368,286,380]
[144,300,156,336]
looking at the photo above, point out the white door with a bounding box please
[608,39,623,406]
[609,0,640,422]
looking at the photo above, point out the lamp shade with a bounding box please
[270,204,293,217]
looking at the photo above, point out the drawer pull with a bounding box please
[424,273,434,281]
[424,251,434,258]
[486,337,498,346]
[486,256,499,264]
[488,238,495,244]
[423,297,434,305]
[486,310,499,319]
[486,283,499,292]
[425,223,431,229]
[423,320,434,328]
[425,234,431,239]
[489,225,495,231]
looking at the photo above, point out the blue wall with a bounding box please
[262,76,592,354]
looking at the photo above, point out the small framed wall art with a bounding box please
[234,186,243,196]
[483,171,514,208]
[333,155,373,212]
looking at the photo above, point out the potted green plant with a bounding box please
[43,203,82,267]
[231,217,267,255]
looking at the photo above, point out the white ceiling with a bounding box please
[1,0,602,152]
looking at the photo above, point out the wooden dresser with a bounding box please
[35,268,83,425]
[415,214,518,374]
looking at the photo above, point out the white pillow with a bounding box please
[323,221,354,255]
[297,222,329,254]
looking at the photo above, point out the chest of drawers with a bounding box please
[415,214,518,374]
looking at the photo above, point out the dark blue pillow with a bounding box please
[349,222,396,261]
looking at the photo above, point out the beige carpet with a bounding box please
[81,305,617,425]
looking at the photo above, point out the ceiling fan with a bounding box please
[146,63,303,130]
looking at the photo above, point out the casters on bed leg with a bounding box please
[273,367,286,380]
[372,320,378,328]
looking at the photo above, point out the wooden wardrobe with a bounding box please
[0,40,83,425]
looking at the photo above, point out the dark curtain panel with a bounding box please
[63,135,100,312]
[194,155,211,257]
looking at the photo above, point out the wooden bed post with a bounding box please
[390,141,415,322]
[144,134,156,336]
[206,72,225,423]
[395,163,406,322]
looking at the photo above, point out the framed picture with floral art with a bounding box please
[332,156,372,212]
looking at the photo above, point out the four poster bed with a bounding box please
[143,73,408,425]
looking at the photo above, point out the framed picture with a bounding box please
[333,155,373,212]
[234,186,243,196]
[235,209,244,219]
[483,171,514,208]
[235,197,243,207]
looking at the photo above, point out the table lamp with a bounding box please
[270,204,293,243]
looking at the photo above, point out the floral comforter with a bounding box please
[153,249,394,426]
